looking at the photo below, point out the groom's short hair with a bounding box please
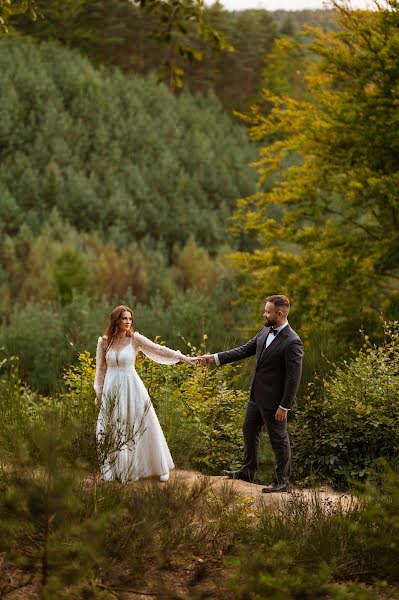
[266,294,290,312]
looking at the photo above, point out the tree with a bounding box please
[0,0,37,34]
[9,0,232,90]
[0,39,257,253]
[232,1,399,343]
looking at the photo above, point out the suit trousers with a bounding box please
[241,400,291,483]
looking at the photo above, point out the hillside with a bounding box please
[0,38,257,252]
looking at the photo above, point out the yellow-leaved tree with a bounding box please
[232,0,399,345]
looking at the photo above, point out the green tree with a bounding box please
[188,6,277,110]
[53,249,89,304]
[10,0,232,90]
[0,38,257,253]
[232,0,399,342]
[261,34,309,99]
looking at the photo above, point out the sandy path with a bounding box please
[140,468,355,511]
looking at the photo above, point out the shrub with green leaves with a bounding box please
[229,540,379,600]
[292,321,399,488]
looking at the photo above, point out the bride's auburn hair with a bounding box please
[104,305,134,343]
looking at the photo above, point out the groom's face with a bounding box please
[263,302,279,327]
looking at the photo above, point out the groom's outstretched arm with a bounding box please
[213,334,258,366]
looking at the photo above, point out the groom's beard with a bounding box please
[265,319,277,327]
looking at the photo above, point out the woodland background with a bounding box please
[0,1,399,597]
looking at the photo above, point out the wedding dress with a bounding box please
[94,331,191,483]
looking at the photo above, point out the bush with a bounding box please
[350,464,399,582]
[229,539,380,599]
[291,321,399,488]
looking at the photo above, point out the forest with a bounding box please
[0,0,399,597]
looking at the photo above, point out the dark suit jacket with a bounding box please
[217,324,304,410]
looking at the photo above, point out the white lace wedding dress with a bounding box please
[94,331,191,483]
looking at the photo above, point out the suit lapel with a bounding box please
[256,327,270,361]
[257,326,290,366]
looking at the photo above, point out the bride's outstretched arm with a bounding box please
[134,332,194,365]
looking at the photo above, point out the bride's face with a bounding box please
[118,310,132,334]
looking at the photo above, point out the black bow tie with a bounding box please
[269,328,278,336]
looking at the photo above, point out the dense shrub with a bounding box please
[291,321,399,488]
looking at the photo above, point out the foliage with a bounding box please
[61,350,98,468]
[8,331,249,473]
[227,467,399,598]
[261,33,310,99]
[0,276,248,392]
[9,0,232,91]
[0,37,257,252]
[184,4,277,110]
[291,321,399,487]
[177,360,247,471]
[53,248,90,304]
[8,1,339,110]
[351,464,399,582]
[230,541,378,599]
[0,361,251,596]
[0,416,112,599]
[0,0,37,34]
[232,0,399,344]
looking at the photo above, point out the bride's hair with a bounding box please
[104,305,134,345]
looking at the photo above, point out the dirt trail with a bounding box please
[141,468,354,510]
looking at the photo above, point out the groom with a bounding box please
[199,294,304,493]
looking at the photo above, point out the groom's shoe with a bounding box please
[262,482,290,493]
[222,469,255,483]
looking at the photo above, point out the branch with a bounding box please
[324,206,381,241]
[2,575,34,598]
[97,583,180,597]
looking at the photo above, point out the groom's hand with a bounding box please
[196,354,215,365]
[275,407,288,421]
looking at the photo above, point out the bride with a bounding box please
[94,304,195,483]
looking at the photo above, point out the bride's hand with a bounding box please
[184,356,202,366]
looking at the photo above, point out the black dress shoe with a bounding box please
[262,482,290,493]
[222,469,255,483]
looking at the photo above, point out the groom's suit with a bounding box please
[217,323,304,483]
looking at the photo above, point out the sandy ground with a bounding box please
[141,468,355,511]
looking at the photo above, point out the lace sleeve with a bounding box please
[134,332,191,364]
[94,336,108,396]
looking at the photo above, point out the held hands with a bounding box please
[194,354,215,366]
[184,356,200,366]
[184,354,215,366]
